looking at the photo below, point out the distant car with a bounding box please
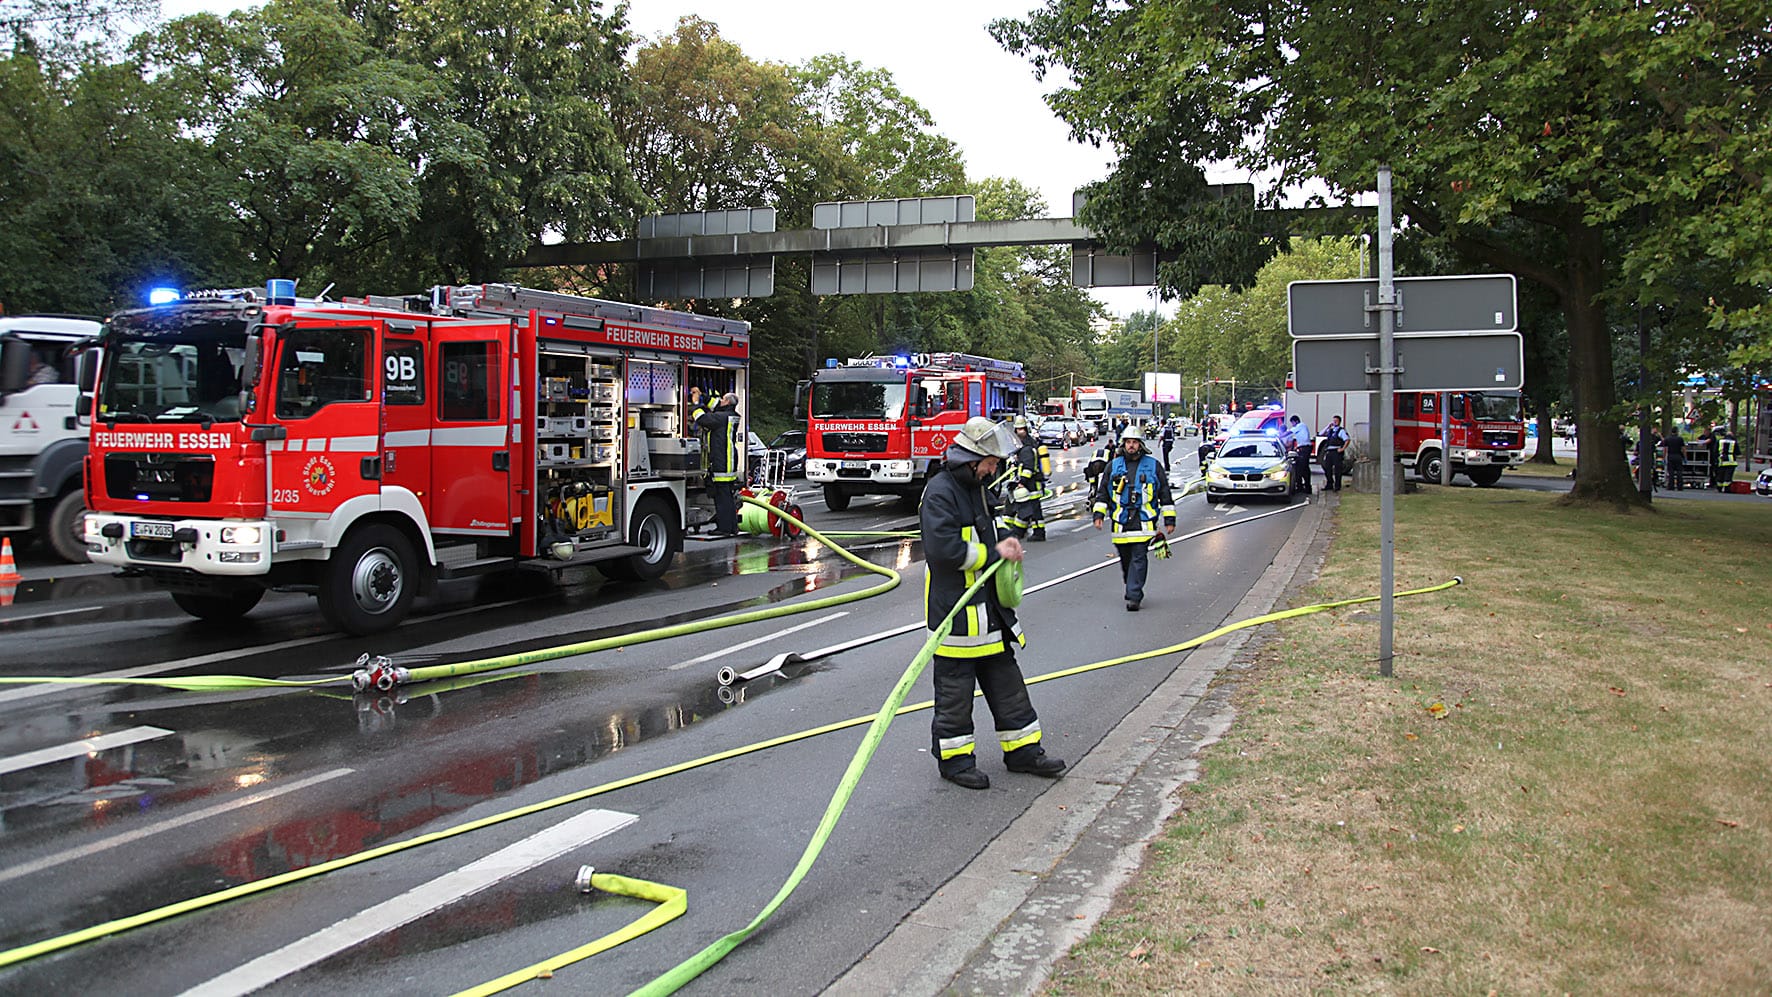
[768,430,806,476]
[1039,418,1083,449]
[1204,435,1292,502]
[1756,467,1772,497]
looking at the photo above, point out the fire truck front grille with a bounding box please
[821,432,888,454]
[105,453,216,503]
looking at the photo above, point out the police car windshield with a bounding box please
[1220,439,1285,460]
[99,312,249,423]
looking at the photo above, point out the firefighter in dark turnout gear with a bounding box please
[921,417,1067,790]
[1003,417,1051,540]
[695,392,742,535]
[1092,425,1176,611]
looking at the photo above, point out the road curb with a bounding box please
[828,494,1333,996]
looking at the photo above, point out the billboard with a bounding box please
[1143,371,1182,404]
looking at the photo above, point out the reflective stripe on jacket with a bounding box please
[695,403,741,482]
[921,460,1025,658]
[1091,452,1176,543]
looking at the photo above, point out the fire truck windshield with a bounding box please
[99,313,250,423]
[1466,393,1522,421]
[811,379,907,420]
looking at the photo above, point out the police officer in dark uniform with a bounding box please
[921,417,1066,790]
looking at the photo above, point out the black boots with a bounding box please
[942,768,990,790]
[1006,752,1068,777]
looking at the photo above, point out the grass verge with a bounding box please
[1048,488,1772,995]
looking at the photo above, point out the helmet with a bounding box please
[953,416,1016,459]
[1011,415,1029,430]
[1119,425,1146,445]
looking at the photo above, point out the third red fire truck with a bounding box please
[82,282,751,634]
[1284,381,1528,485]
[801,352,1026,510]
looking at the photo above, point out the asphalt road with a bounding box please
[0,444,1316,995]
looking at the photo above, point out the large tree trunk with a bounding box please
[1562,224,1646,507]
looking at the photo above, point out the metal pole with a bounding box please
[1377,166,1397,677]
[1440,391,1451,485]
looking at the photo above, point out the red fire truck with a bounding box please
[801,352,1025,510]
[82,282,751,634]
[1285,380,1527,485]
[1394,389,1527,484]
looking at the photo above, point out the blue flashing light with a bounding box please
[147,287,181,306]
[135,493,150,501]
[266,278,297,304]
[825,358,839,368]
[894,355,912,367]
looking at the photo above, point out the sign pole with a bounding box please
[1440,392,1451,485]
[1377,166,1398,678]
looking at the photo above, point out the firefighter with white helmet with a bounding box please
[919,416,1066,789]
[1092,424,1176,611]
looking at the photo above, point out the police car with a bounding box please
[1204,435,1293,502]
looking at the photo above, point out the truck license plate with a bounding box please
[130,521,175,539]
[841,460,868,470]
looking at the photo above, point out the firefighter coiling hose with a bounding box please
[0,496,1462,997]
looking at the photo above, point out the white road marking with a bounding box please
[0,725,174,776]
[0,767,355,886]
[180,808,638,997]
[670,611,849,669]
[0,605,104,625]
[0,597,532,706]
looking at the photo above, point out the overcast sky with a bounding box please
[160,0,1198,314]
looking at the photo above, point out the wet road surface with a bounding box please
[0,448,1312,994]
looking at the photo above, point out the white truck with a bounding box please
[0,316,103,562]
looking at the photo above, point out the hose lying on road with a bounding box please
[0,496,1459,996]
[0,496,904,695]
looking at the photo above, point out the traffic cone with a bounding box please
[0,537,19,582]
[0,580,15,607]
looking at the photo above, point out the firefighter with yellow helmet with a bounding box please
[1004,416,1052,541]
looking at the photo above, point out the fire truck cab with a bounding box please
[1394,389,1527,485]
[801,352,1025,511]
[83,282,750,634]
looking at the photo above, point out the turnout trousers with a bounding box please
[1116,539,1151,604]
[930,649,1042,776]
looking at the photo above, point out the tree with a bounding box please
[994,0,1771,507]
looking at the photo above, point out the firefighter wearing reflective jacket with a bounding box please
[1003,417,1051,541]
[695,392,742,536]
[1092,425,1176,612]
[920,416,1067,790]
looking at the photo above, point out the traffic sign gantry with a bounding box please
[1288,274,1518,337]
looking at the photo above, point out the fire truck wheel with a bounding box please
[1417,450,1444,482]
[1467,466,1504,486]
[601,496,679,582]
[46,488,89,564]
[321,524,418,635]
[171,585,265,622]
[823,484,850,512]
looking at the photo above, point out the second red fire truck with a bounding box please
[82,282,751,634]
[801,352,1026,510]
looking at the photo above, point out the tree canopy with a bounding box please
[994,0,1771,506]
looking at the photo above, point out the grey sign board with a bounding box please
[638,260,775,300]
[1071,247,1160,287]
[638,208,776,240]
[1292,333,1524,393]
[1288,274,1517,337]
[813,196,975,230]
[810,250,975,295]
